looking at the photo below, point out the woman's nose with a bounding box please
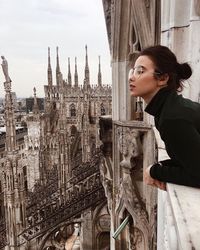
[129,75,135,85]
[128,68,134,79]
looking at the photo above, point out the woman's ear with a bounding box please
[157,73,169,87]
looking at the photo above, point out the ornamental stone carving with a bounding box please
[116,126,148,232]
[132,227,144,250]
[117,127,142,171]
[100,158,113,211]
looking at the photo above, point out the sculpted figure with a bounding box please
[1,56,12,83]
[118,129,142,170]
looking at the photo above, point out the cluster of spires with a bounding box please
[2,46,103,154]
[47,45,102,88]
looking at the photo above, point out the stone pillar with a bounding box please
[161,0,200,101]
[81,209,93,250]
[112,61,132,121]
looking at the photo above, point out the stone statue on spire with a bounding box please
[1,56,12,83]
[33,87,39,115]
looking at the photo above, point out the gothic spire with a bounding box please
[68,57,72,86]
[84,45,90,86]
[56,46,60,85]
[1,57,25,246]
[47,47,53,86]
[98,55,102,86]
[74,57,79,87]
[1,56,17,152]
[33,87,39,115]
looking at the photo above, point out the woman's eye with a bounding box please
[133,66,145,76]
[136,69,144,75]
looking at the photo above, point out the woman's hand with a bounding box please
[144,165,166,191]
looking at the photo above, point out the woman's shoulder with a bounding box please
[163,92,200,120]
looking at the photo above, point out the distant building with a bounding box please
[25,97,44,113]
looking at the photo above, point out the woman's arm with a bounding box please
[150,119,200,187]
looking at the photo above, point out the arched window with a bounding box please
[101,104,106,115]
[98,232,110,250]
[71,125,77,136]
[70,104,76,117]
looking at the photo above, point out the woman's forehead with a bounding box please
[134,55,155,68]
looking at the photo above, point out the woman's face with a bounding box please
[129,55,161,103]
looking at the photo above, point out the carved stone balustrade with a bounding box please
[157,184,200,250]
[99,115,112,158]
[99,116,158,250]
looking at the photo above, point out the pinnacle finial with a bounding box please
[98,55,102,86]
[33,87,39,115]
[84,45,90,86]
[68,57,72,86]
[2,56,17,152]
[74,57,78,87]
[56,46,61,85]
[47,47,53,86]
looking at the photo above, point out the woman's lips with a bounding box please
[129,85,135,91]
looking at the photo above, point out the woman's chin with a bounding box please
[130,91,137,97]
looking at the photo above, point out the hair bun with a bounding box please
[176,63,192,80]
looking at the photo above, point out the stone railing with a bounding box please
[153,127,200,249]
[99,116,158,250]
[157,184,200,250]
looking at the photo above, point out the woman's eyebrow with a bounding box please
[134,65,146,70]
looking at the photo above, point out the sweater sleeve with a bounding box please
[150,119,200,187]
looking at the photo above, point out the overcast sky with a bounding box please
[0,0,111,98]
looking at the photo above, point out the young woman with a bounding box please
[129,45,200,190]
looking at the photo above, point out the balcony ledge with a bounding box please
[167,183,200,249]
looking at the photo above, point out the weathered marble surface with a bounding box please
[167,183,200,250]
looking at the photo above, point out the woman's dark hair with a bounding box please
[140,45,192,91]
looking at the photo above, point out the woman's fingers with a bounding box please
[154,180,166,191]
[143,165,155,185]
[143,165,166,191]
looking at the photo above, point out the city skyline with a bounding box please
[0,0,111,98]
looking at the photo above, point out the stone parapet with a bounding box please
[157,183,200,250]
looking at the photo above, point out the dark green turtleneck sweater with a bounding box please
[145,87,200,187]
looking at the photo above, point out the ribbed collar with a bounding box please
[145,87,173,117]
